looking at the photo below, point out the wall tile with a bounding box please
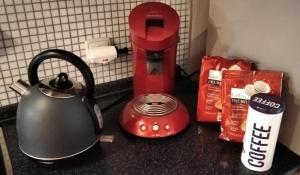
[0,0,191,107]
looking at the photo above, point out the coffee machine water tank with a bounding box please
[129,2,180,97]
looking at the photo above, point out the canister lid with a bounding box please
[249,93,285,115]
[129,2,179,50]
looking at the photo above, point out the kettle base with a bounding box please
[37,160,55,166]
[19,139,99,162]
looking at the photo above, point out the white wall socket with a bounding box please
[85,38,112,50]
[85,38,117,64]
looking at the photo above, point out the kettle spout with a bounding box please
[10,79,29,95]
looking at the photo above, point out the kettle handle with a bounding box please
[28,49,95,98]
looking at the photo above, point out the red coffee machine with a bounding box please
[129,2,179,97]
[120,2,189,138]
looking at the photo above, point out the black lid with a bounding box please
[249,93,285,115]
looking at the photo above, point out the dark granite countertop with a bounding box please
[0,77,300,175]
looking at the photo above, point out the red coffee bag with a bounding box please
[219,70,283,142]
[197,56,252,122]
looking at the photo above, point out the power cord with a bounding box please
[0,117,16,125]
[101,91,132,113]
[116,47,130,56]
[187,70,200,79]
[176,64,199,86]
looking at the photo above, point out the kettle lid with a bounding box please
[39,73,83,98]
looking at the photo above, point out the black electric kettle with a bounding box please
[10,49,103,161]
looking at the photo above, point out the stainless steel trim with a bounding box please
[18,139,99,161]
[0,127,13,175]
[9,79,29,96]
[39,78,83,98]
[133,93,178,116]
[99,135,115,143]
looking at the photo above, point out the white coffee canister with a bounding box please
[241,93,285,172]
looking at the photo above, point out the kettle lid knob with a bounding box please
[49,73,73,90]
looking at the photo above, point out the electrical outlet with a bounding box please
[85,38,118,64]
[85,38,112,50]
[85,38,112,63]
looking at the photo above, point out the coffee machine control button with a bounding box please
[165,124,170,130]
[152,124,159,131]
[140,125,147,131]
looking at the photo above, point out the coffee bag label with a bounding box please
[231,88,251,100]
[208,70,222,81]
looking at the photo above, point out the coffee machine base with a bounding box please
[120,93,190,138]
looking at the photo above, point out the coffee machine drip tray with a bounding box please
[120,93,190,138]
[133,94,178,116]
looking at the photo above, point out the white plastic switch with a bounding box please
[140,125,147,131]
[152,124,159,131]
[165,124,170,130]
